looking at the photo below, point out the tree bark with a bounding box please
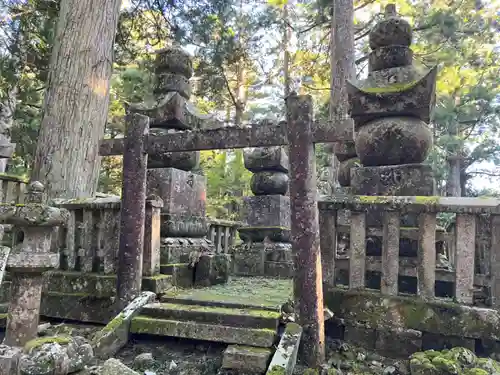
[325,0,355,194]
[31,0,122,200]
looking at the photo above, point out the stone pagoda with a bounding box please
[234,122,293,278]
[347,4,437,201]
[127,43,215,267]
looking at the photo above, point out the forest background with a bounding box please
[0,0,499,220]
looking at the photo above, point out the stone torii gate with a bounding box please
[99,94,352,367]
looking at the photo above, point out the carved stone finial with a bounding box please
[26,181,44,203]
[369,4,412,52]
[153,45,193,99]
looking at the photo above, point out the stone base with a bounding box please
[233,242,293,278]
[0,345,22,375]
[375,327,422,359]
[160,214,208,237]
[351,163,435,196]
[160,263,194,288]
[160,237,214,264]
[243,195,290,228]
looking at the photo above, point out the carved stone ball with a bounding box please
[338,157,360,187]
[369,16,412,50]
[251,171,289,196]
[354,116,432,167]
[155,46,193,78]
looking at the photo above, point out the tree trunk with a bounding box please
[446,157,462,196]
[31,0,122,200]
[0,85,18,172]
[282,3,291,98]
[324,0,355,195]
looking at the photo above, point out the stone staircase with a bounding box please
[130,292,284,373]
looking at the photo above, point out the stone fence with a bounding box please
[319,195,500,306]
[208,219,242,254]
[0,174,27,204]
[318,195,500,358]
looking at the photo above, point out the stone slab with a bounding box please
[222,345,272,374]
[233,243,265,277]
[141,275,172,294]
[344,321,377,350]
[244,147,289,173]
[41,292,116,324]
[92,291,156,360]
[160,277,291,312]
[266,323,302,375]
[350,163,435,196]
[264,261,294,278]
[160,215,208,237]
[238,227,290,243]
[324,286,500,341]
[130,317,277,347]
[243,195,290,228]
[140,302,280,329]
[167,263,194,288]
[147,167,206,216]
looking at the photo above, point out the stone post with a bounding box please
[3,181,67,347]
[234,120,293,278]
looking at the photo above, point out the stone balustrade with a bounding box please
[207,219,241,254]
[319,195,500,306]
[52,195,163,275]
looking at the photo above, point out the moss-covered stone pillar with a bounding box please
[3,182,67,347]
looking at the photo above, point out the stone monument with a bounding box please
[347,4,437,203]
[234,125,293,278]
[128,43,213,264]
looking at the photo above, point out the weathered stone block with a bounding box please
[160,237,213,264]
[264,243,293,262]
[92,291,156,360]
[0,345,22,375]
[266,323,302,375]
[333,140,357,162]
[238,227,290,243]
[147,168,206,216]
[244,147,289,173]
[170,263,194,288]
[160,214,208,237]
[233,243,264,277]
[222,345,272,374]
[101,358,140,375]
[375,327,422,358]
[251,171,289,196]
[141,275,172,294]
[243,195,290,228]
[148,148,199,171]
[194,253,230,287]
[7,252,59,273]
[351,163,435,196]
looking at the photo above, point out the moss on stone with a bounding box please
[157,302,281,319]
[24,335,72,352]
[102,313,125,333]
[414,196,440,205]
[267,365,286,375]
[358,79,420,94]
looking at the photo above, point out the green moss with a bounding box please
[143,274,171,281]
[414,196,440,205]
[267,365,286,375]
[102,312,125,333]
[303,369,320,375]
[0,173,28,183]
[158,302,281,319]
[232,345,271,354]
[358,79,420,94]
[24,335,72,352]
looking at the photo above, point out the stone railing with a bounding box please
[0,174,27,204]
[318,196,500,306]
[52,196,162,275]
[208,219,242,253]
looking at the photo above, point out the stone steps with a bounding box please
[131,298,283,373]
[130,316,277,347]
[141,302,280,330]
